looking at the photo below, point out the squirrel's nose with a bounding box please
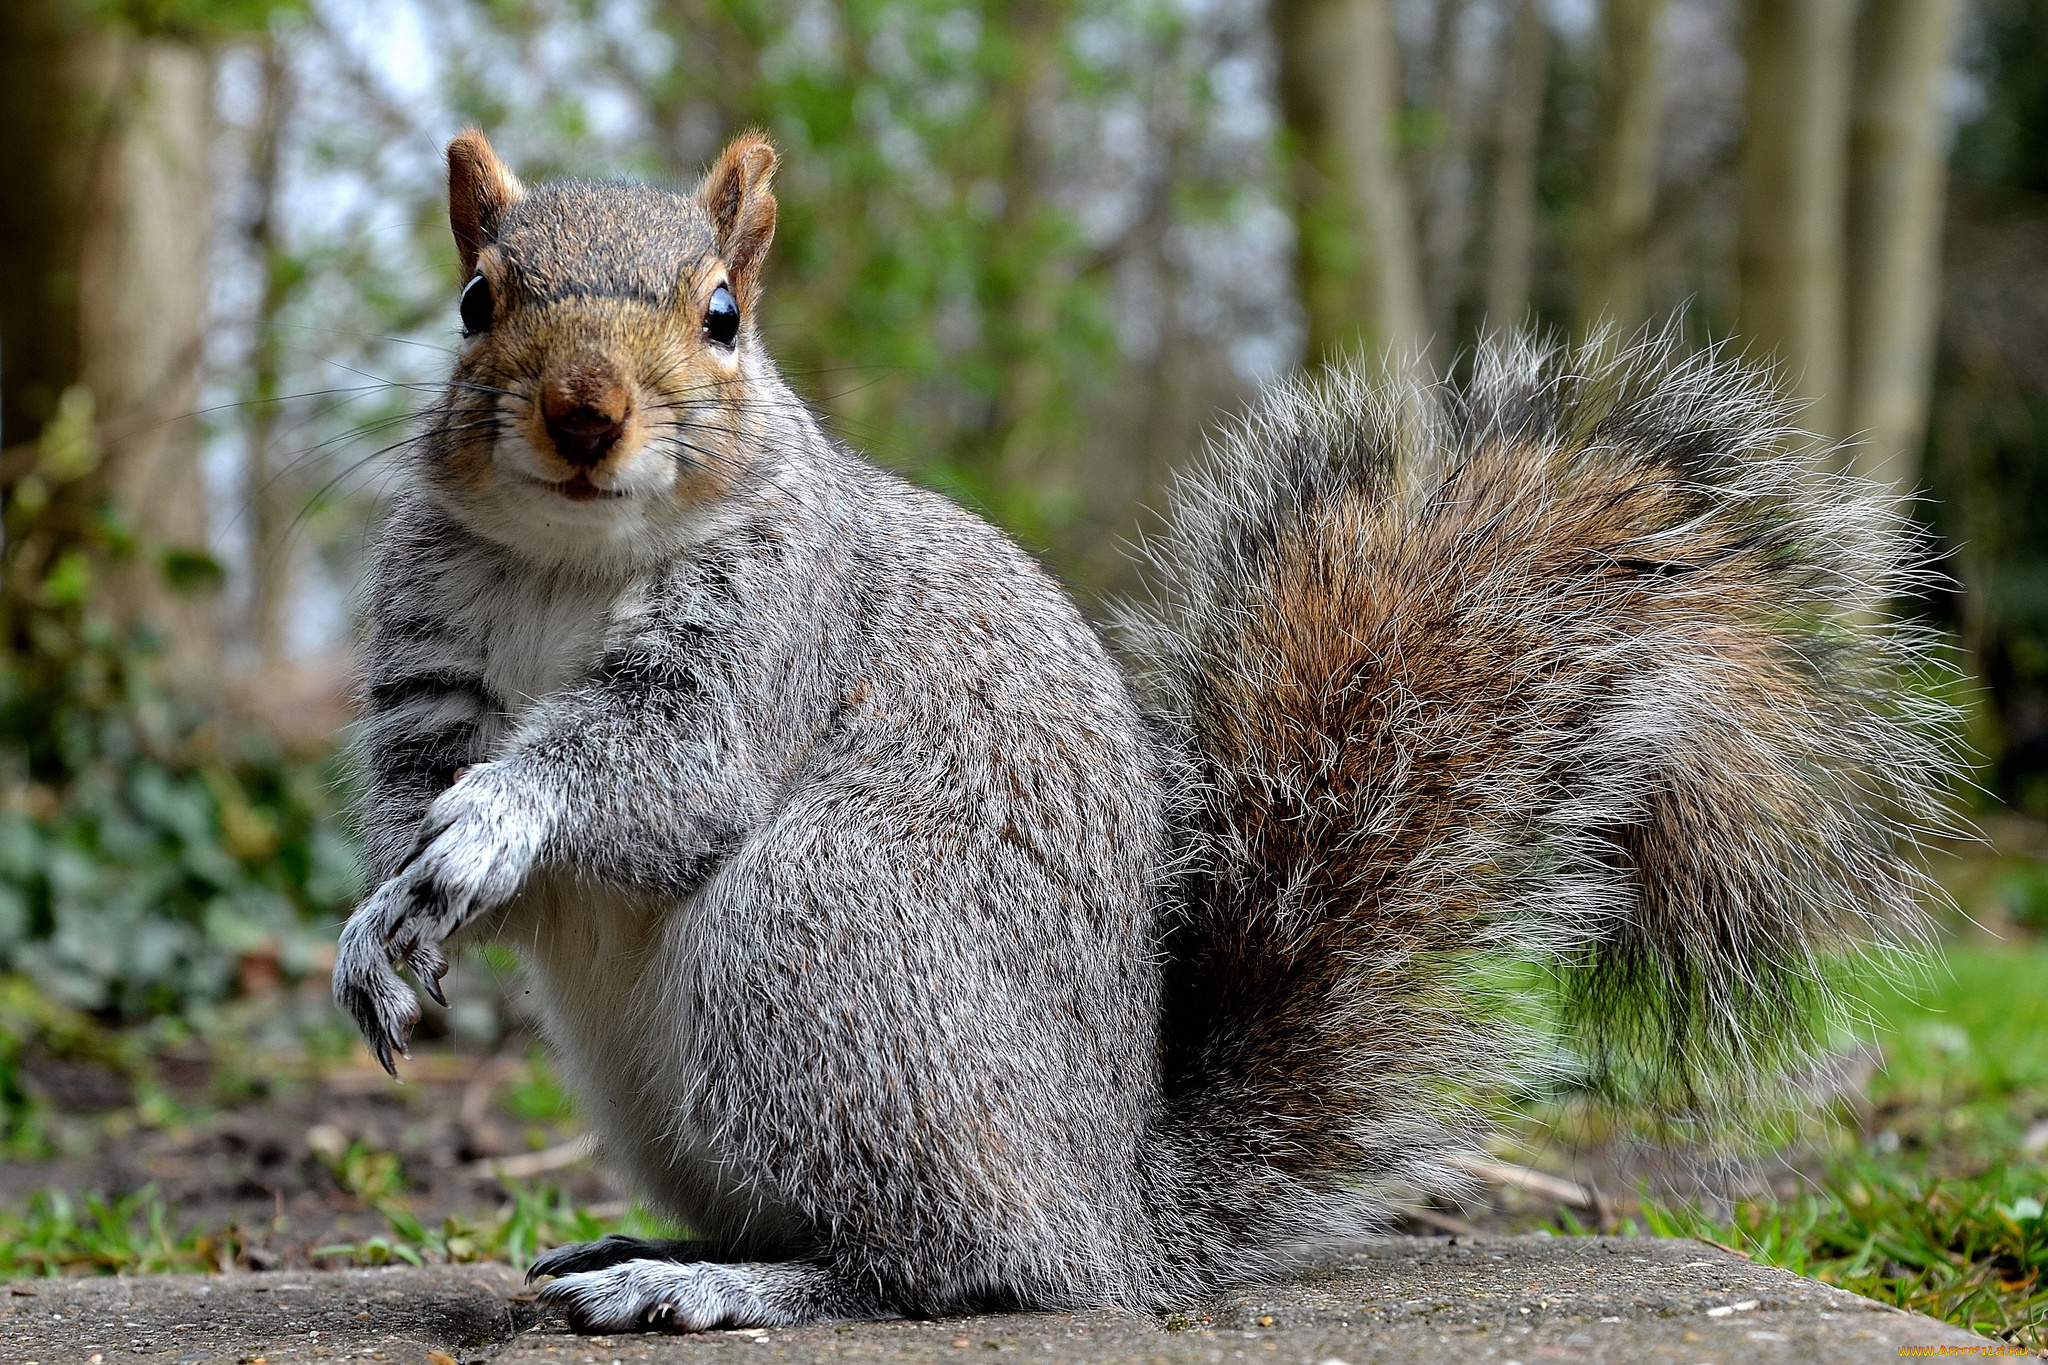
[540,365,634,468]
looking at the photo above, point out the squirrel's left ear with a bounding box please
[447,128,525,276]
[697,132,778,311]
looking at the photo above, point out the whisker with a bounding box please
[269,321,458,356]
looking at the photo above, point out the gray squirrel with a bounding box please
[335,128,1964,1333]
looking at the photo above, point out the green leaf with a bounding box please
[158,547,225,595]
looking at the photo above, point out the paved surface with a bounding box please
[0,1236,2018,1364]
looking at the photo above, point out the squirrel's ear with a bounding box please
[696,132,778,309]
[447,128,524,277]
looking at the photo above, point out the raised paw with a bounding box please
[399,768,547,939]
[537,1260,783,1334]
[333,768,549,1074]
[332,881,423,1075]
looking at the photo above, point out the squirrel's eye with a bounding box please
[460,275,493,337]
[703,284,739,348]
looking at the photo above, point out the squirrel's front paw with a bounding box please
[334,769,545,1074]
[401,768,546,932]
[333,881,424,1076]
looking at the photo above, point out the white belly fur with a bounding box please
[445,568,794,1249]
[485,859,799,1254]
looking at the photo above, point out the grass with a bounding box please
[308,1181,657,1271]
[0,1179,654,1278]
[0,1189,232,1277]
[1553,940,2048,1351]
[1621,1163,2048,1347]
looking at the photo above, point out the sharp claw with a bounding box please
[407,940,451,1008]
[372,1035,398,1077]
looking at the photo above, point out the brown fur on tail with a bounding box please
[1123,332,1965,1268]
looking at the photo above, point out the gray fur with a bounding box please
[337,161,1964,1333]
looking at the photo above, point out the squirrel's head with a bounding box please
[426,128,784,565]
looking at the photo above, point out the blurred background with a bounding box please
[1,0,2046,1345]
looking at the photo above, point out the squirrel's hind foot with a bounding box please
[535,1258,870,1333]
[525,1234,716,1282]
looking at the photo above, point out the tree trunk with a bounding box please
[244,36,297,673]
[1483,0,1550,333]
[988,0,1076,520]
[0,0,216,675]
[1736,0,1856,441]
[1419,0,1477,356]
[1844,0,1966,495]
[1273,0,1427,371]
[1575,0,1668,337]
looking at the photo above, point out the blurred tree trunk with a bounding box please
[1844,0,1966,495]
[0,0,217,676]
[1484,0,1550,334]
[1419,0,1477,357]
[1575,0,1668,337]
[1273,0,1426,371]
[244,36,296,672]
[1736,0,1856,440]
[988,0,1076,520]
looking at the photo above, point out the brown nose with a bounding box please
[540,362,633,468]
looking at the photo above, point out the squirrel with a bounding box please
[335,127,1964,1334]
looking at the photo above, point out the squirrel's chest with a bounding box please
[459,572,643,735]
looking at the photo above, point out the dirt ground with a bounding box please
[0,1024,1842,1268]
[1,1036,616,1268]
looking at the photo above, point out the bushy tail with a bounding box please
[1120,332,1968,1277]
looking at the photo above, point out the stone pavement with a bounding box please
[0,1236,2019,1365]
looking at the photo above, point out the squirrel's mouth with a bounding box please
[526,473,627,502]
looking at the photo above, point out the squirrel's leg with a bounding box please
[335,663,761,1072]
[354,614,497,884]
[536,1259,877,1333]
[525,1236,717,1280]
[337,627,498,1068]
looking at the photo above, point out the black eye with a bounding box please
[460,274,493,336]
[703,284,739,348]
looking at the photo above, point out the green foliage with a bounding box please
[0,1186,233,1277]
[1995,861,2048,935]
[0,975,265,1156]
[0,1177,652,1278]
[299,1120,660,1271]
[503,1046,575,1125]
[0,633,361,1018]
[1858,942,2048,1167]
[733,0,1132,542]
[1931,0,2048,815]
[1955,0,2048,197]
[0,377,361,1029]
[84,0,305,42]
[314,1134,410,1206]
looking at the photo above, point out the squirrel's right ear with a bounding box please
[447,128,524,276]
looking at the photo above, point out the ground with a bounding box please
[0,1043,608,1271]
[0,1237,2004,1364]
